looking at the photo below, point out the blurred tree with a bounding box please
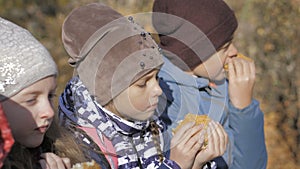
[227,0,300,167]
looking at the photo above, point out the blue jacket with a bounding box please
[157,56,267,169]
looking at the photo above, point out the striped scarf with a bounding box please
[59,77,179,169]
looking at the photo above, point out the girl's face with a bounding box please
[2,76,57,148]
[192,43,238,81]
[108,70,162,121]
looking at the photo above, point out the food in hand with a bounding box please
[72,160,101,169]
[173,114,210,149]
[223,53,253,71]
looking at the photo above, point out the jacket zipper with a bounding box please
[129,136,144,169]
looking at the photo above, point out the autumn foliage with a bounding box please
[0,0,299,168]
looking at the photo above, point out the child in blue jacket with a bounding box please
[152,0,268,168]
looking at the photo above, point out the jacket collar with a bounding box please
[159,56,210,89]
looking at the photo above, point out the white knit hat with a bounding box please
[0,17,57,101]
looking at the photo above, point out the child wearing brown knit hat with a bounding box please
[59,2,228,169]
[152,0,267,168]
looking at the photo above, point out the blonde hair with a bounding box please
[47,116,87,164]
[150,121,164,162]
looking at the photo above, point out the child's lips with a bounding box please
[35,125,49,133]
[148,102,158,111]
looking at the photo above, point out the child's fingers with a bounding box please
[249,61,256,80]
[233,58,243,75]
[169,125,206,169]
[175,124,202,147]
[228,57,252,79]
[62,158,71,169]
[40,153,68,169]
[172,122,195,144]
[240,59,256,85]
[233,57,256,78]
[171,124,204,152]
[227,61,235,80]
[193,129,206,151]
[206,122,215,151]
[213,122,228,154]
[187,127,206,150]
[207,121,227,155]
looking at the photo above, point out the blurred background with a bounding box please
[0,0,299,168]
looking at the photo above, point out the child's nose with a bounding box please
[152,80,163,97]
[40,101,55,119]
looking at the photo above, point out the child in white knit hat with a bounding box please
[0,17,87,169]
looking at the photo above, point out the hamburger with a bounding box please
[223,53,253,71]
[71,160,101,169]
[173,114,210,149]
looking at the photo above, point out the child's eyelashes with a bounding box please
[136,82,146,88]
[48,93,57,101]
[23,93,57,106]
[25,97,37,106]
[135,71,160,88]
[136,78,160,88]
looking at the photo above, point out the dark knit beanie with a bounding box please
[62,3,163,106]
[152,0,238,70]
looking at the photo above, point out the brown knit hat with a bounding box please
[152,0,238,70]
[62,3,163,106]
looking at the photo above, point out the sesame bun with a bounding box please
[224,53,253,71]
[173,114,210,150]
